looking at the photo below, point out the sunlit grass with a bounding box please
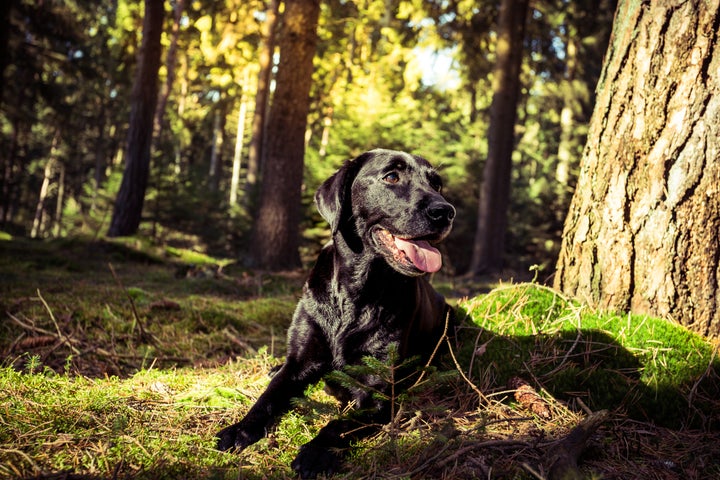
[1,237,719,479]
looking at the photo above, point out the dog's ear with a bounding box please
[314,153,368,233]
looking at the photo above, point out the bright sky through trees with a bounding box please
[413,46,461,90]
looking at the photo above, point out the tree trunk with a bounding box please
[153,0,183,143]
[107,0,164,237]
[245,0,280,205]
[318,107,333,157]
[250,0,321,270]
[31,132,60,239]
[91,101,108,212]
[52,161,65,238]
[554,0,720,337]
[209,103,226,192]
[230,80,249,207]
[468,0,529,274]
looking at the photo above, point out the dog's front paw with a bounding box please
[215,422,263,452]
[291,442,342,479]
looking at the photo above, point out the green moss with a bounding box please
[458,283,719,428]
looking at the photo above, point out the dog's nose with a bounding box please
[427,201,455,223]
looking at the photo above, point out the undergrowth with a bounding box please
[1,235,719,479]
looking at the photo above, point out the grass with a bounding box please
[458,284,720,429]
[1,234,719,479]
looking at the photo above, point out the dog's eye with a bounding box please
[383,172,400,184]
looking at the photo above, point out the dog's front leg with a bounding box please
[216,315,330,452]
[291,382,393,478]
[215,360,315,451]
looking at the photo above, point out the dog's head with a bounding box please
[315,149,455,276]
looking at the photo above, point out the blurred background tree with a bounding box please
[0,0,616,277]
[108,0,164,237]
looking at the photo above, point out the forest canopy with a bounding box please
[0,0,616,276]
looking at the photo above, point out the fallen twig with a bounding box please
[446,335,489,404]
[7,312,55,337]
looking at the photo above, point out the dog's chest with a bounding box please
[322,297,408,367]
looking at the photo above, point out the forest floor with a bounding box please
[1,233,719,480]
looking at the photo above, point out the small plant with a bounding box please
[326,343,456,458]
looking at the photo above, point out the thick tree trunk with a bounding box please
[554,0,720,337]
[107,0,164,237]
[469,0,529,274]
[250,0,321,270]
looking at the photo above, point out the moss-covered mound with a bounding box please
[457,283,720,429]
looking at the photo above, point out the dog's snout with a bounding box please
[427,201,455,223]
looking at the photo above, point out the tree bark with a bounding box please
[469,0,529,274]
[554,0,720,337]
[250,0,321,270]
[107,0,164,237]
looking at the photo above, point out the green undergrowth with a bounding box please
[457,283,720,429]
[1,236,719,479]
[0,353,329,479]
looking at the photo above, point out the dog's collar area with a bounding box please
[372,227,442,274]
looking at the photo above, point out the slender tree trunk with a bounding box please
[31,161,52,238]
[31,132,60,239]
[52,161,65,238]
[153,0,183,143]
[230,81,249,207]
[209,104,226,192]
[468,0,529,274]
[174,54,189,175]
[318,107,333,157]
[108,0,164,237]
[91,101,108,212]
[250,0,321,270]
[245,0,279,205]
[554,0,720,337]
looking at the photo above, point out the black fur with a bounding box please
[216,149,455,478]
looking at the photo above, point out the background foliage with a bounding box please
[0,0,615,274]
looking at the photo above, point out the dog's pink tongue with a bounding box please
[393,238,442,273]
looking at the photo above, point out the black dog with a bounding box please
[216,149,455,478]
